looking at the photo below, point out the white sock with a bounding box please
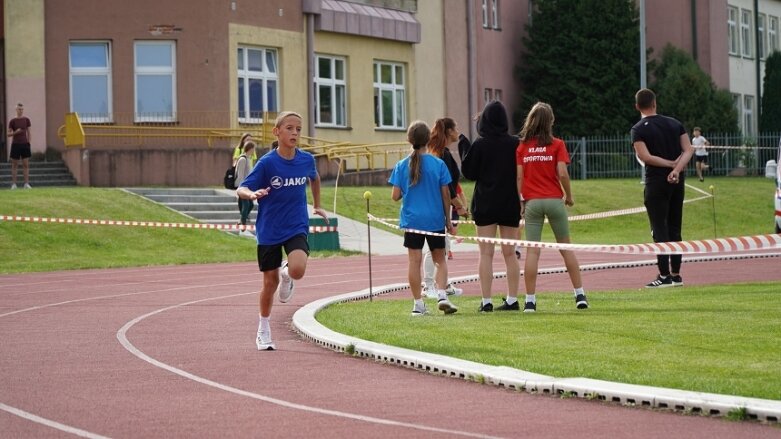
[573,287,584,297]
[505,296,518,305]
[258,315,270,333]
[525,294,536,304]
[482,297,492,306]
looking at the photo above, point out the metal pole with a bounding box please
[755,0,762,128]
[466,0,477,140]
[364,191,373,302]
[306,13,316,139]
[640,0,647,185]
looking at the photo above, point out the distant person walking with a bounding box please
[691,127,710,182]
[8,103,32,189]
[233,132,258,167]
[234,140,256,236]
[461,101,521,312]
[516,102,587,312]
[631,89,694,288]
[389,120,457,316]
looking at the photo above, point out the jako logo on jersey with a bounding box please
[270,176,307,189]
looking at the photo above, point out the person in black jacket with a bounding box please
[461,101,522,312]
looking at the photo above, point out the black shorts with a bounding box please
[10,143,31,160]
[403,231,446,250]
[257,234,309,272]
[695,155,708,163]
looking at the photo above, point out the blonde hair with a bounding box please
[274,111,303,128]
[407,120,430,186]
[428,117,456,158]
[520,102,555,146]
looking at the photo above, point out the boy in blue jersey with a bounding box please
[389,120,457,316]
[237,111,328,350]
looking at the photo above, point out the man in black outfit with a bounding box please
[631,89,694,288]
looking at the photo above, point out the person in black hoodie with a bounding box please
[461,101,522,312]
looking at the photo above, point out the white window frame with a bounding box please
[769,16,779,55]
[483,88,492,105]
[491,0,500,29]
[741,9,753,58]
[759,13,767,59]
[728,6,739,55]
[494,89,503,102]
[743,95,754,136]
[134,41,176,122]
[314,55,347,128]
[481,0,489,28]
[373,61,406,129]
[69,41,112,123]
[237,46,279,123]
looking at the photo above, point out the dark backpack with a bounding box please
[223,165,237,189]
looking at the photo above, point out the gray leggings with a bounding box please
[523,198,570,241]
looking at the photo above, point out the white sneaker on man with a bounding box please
[422,284,438,299]
[444,283,463,296]
[10,183,17,190]
[23,183,31,189]
[256,330,275,351]
[276,261,294,303]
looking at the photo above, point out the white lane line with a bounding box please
[116,292,501,439]
[0,403,110,439]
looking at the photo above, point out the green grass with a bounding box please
[313,177,777,242]
[0,187,355,274]
[317,283,781,400]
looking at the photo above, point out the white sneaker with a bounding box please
[422,284,439,299]
[276,261,294,303]
[437,298,458,314]
[444,283,463,296]
[239,230,254,237]
[411,303,428,316]
[256,331,275,350]
[23,183,31,189]
[10,183,17,190]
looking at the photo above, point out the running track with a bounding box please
[1,251,780,438]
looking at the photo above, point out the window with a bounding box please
[134,41,176,122]
[481,0,489,28]
[494,89,503,102]
[759,14,767,59]
[741,9,753,58]
[237,46,279,123]
[743,95,754,136]
[770,16,779,54]
[373,61,406,129]
[491,0,500,29]
[69,42,112,123]
[728,6,739,55]
[483,88,492,105]
[314,55,347,127]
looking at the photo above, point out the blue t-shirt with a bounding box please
[388,153,452,232]
[240,149,318,245]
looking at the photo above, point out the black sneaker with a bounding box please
[575,293,589,309]
[478,302,493,312]
[670,275,683,287]
[645,274,674,288]
[523,301,536,313]
[495,298,520,311]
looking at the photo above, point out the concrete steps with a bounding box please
[126,187,255,236]
[0,161,77,187]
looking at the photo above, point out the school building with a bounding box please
[0,0,778,185]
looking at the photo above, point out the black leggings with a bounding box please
[644,178,684,276]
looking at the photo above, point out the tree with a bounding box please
[760,51,781,133]
[515,0,639,136]
[651,45,738,134]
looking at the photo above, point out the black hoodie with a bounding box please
[460,101,521,226]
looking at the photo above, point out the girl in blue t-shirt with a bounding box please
[237,111,328,351]
[389,121,457,316]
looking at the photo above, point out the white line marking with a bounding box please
[0,402,110,439]
[116,292,501,439]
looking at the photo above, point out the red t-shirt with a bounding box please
[515,137,570,201]
[9,117,31,144]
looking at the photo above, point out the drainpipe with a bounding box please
[466,0,477,140]
[690,0,698,61]
[306,12,316,139]
[755,0,762,128]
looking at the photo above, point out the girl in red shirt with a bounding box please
[515,102,588,313]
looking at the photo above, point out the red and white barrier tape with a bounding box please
[0,215,338,234]
[367,213,781,255]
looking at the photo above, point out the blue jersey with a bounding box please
[240,148,318,245]
[388,154,452,232]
